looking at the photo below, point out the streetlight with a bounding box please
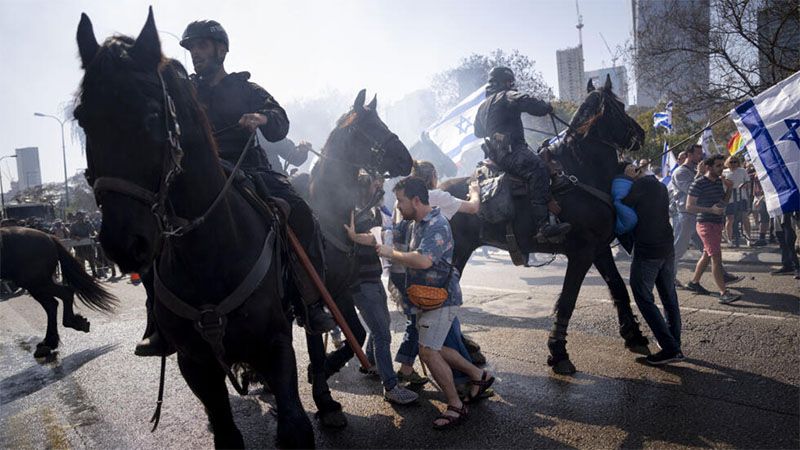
[0,154,17,219]
[34,112,69,218]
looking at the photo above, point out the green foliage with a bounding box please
[431,49,553,113]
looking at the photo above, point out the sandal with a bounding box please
[466,370,495,404]
[432,404,468,430]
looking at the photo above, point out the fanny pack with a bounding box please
[406,265,454,311]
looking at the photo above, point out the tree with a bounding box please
[431,49,553,113]
[629,0,800,114]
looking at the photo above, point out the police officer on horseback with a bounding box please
[474,67,571,241]
[179,19,334,334]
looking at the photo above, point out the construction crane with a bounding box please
[575,0,584,47]
[599,32,618,68]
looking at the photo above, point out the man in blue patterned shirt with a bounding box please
[378,177,493,429]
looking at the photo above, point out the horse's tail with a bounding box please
[54,238,118,312]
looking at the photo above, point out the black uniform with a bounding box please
[474,89,552,208]
[193,72,325,307]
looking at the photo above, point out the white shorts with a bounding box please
[417,306,457,351]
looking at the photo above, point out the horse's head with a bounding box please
[326,89,412,178]
[564,75,645,189]
[74,8,201,272]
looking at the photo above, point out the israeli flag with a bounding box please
[548,129,568,146]
[731,70,800,217]
[695,123,717,156]
[661,141,679,185]
[426,85,486,165]
[653,101,673,132]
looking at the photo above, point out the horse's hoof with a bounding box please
[316,409,347,429]
[34,345,53,358]
[550,358,576,375]
[66,315,91,333]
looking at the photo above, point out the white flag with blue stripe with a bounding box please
[661,141,678,185]
[731,70,800,217]
[653,101,673,132]
[426,85,486,165]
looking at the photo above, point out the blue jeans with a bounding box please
[352,281,398,390]
[630,255,682,353]
[673,211,697,268]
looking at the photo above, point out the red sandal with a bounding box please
[466,370,495,404]
[432,403,469,430]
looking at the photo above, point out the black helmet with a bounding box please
[180,20,229,50]
[488,66,515,85]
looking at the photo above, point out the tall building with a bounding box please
[757,0,800,87]
[557,45,585,104]
[15,147,41,191]
[631,0,710,107]
[584,66,628,105]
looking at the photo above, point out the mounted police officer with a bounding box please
[474,66,571,241]
[180,20,333,333]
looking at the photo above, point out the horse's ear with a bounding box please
[367,94,377,110]
[130,7,162,70]
[354,89,366,111]
[604,74,613,91]
[77,13,99,69]
[587,78,595,93]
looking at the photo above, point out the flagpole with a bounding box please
[654,114,730,159]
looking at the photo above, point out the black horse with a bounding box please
[75,10,313,448]
[440,76,649,374]
[0,227,117,357]
[409,131,458,178]
[300,90,412,427]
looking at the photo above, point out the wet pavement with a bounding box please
[1,245,797,448]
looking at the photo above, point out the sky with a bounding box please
[0,0,633,187]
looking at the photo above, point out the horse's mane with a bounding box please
[75,35,218,158]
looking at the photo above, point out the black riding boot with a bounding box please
[531,204,571,243]
[134,270,175,357]
[290,224,336,335]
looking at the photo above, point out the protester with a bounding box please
[393,161,483,388]
[622,163,683,364]
[722,156,751,245]
[379,177,492,429]
[344,173,418,405]
[669,144,704,285]
[50,220,68,239]
[771,213,800,278]
[685,155,741,303]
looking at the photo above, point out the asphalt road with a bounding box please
[1,245,797,449]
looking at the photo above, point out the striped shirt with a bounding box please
[688,176,725,223]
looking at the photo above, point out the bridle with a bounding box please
[312,111,401,177]
[86,69,248,242]
[552,90,640,156]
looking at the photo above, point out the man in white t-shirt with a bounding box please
[414,161,480,220]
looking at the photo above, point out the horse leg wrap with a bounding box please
[547,321,570,363]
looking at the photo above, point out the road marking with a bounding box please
[461,284,797,322]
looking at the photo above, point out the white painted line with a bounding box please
[460,284,797,322]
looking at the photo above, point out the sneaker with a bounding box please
[384,385,418,405]
[644,350,684,366]
[718,291,742,304]
[770,266,795,276]
[396,369,429,387]
[723,273,744,284]
[686,281,710,295]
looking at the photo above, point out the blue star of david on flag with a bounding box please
[455,115,472,134]
[780,119,800,149]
